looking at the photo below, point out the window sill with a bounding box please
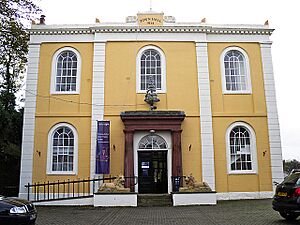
[136,90,166,94]
[51,91,80,95]
[222,92,252,95]
[228,171,257,175]
[47,171,77,175]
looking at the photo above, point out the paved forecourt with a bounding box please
[35,199,299,225]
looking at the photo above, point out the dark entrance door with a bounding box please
[138,151,168,194]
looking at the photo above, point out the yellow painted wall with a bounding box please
[32,43,93,183]
[32,117,91,183]
[104,42,202,180]
[208,43,272,192]
[181,117,202,181]
[213,117,272,192]
[36,43,93,116]
[208,43,267,115]
[31,40,273,194]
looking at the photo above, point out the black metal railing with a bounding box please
[171,176,186,192]
[25,176,137,202]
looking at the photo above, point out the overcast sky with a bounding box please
[35,0,300,160]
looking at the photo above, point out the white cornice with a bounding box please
[29,24,274,36]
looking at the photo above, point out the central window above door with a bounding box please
[136,45,166,93]
[138,134,168,149]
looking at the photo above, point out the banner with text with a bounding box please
[95,121,110,174]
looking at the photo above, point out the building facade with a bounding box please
[19,12,284,201]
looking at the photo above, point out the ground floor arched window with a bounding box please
[226,122,257,174]
[47,123,78,175]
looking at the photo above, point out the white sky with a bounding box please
[36,0,300,160]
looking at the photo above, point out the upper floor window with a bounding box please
[136,46,166,93]
[226,122,257,174]
[47,123,78,175]
[51,47,81,94]
[221,47,252,94]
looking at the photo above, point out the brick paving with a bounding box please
[35,199,299,225]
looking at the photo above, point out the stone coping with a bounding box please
[172,191,217,194]
[94,192,138,195]
[121,110,186,117]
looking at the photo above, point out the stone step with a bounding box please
[138,194,172,207]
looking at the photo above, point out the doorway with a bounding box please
[134,132,172,193]
[121,111,185,193]
[138,151,168,194]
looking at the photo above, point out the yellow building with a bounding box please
[19,12,284,203]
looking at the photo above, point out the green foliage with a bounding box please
[0,18,28,110]
[0,103,23,196]
[0,0,41,21]
[283,159,300,174]
[0,0,41,196]
[0,0,41,109]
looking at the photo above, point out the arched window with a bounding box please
[226,122,257,174]
[138,134,168,149]
[47,123,78,174]
[221,47,251,94]
[51,47,81,94]
[136,46,166,93]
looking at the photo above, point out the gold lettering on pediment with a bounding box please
[137,13,163,26]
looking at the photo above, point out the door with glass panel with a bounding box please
[138,134,168,194]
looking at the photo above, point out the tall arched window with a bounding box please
[47,123,78,174]
[137,46,166,93]
[51,47,81,94]
[221,47,251,94]
[226,122,257,174]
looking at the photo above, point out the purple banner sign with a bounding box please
[95,121,110,174]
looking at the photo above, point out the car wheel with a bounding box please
[279,212,299,221]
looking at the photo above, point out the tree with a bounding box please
[0,19,28,110]
[0,0,41,196]
[0,0,40,19]
[0,105,24,196]
[0,0,41,110]
[283,159,300,175]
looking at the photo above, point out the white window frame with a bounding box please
[226,122,258,174]
[50,47,81,94]
[220,46,252,94]
[47,123,78,175]
[138,134,168,149]
[136,45,166,93]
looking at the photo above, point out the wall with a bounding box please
[208,42,272,192]
[31,40,273,193]
[32,43,93,183]
[104,41,203,180]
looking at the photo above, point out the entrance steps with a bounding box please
[137,194,172,207]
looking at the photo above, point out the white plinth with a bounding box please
[94,193,137,207]
[172,192,217,206]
